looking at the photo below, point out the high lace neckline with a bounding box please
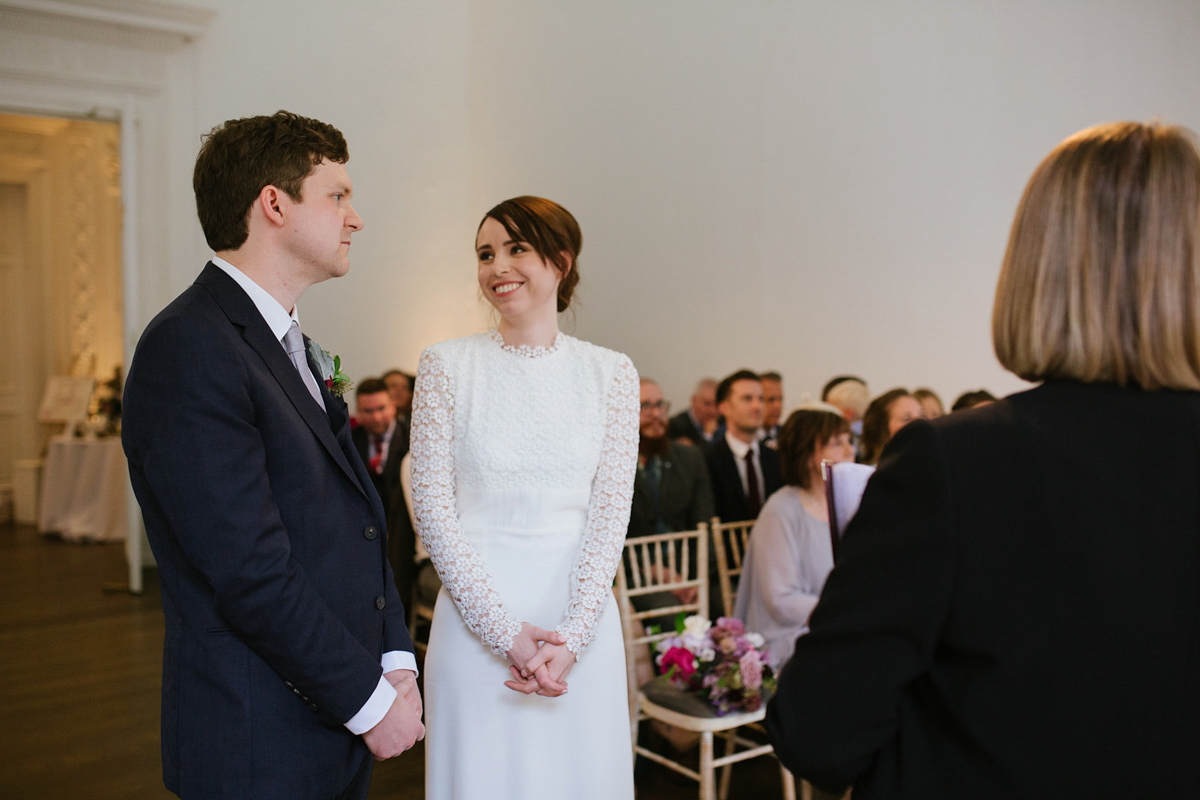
[489,329,564,358]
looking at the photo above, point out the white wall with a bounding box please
[161,0,1200,413]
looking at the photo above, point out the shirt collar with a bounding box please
[725,430,758,459]
[211,256,298,343]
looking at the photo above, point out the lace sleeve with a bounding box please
[556,355,640,657]
[410,348,523,656]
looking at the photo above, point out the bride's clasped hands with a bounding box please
[504,622,574,697]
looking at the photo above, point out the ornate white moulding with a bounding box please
[0,0,214,99]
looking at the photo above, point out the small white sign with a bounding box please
[38,375,95,423]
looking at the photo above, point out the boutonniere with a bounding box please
[306,339,354,399]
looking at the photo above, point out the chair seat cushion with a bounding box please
[640,675,773,718]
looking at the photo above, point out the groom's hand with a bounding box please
[363,670,424,760]
[385,669,423,719]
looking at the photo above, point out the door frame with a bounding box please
[0,0,214,592]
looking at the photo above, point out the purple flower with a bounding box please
[740,649,764,691]
[716,617,746,636]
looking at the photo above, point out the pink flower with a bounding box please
[716,617,746,636]
[739,649,763,691]
[660,646,697,684]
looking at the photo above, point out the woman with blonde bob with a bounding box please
[767,121,1200,800]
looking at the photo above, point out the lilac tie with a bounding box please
[283,321,326,410]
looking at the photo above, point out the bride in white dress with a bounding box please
[410,196,638,800]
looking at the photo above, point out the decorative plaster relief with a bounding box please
[0,27,165,91]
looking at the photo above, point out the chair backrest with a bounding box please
[710,517,755,618]
[615,524,709,718]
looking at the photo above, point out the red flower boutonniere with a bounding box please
[306,340,354,399]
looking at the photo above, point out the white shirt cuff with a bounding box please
[342,651,419,735]
[382,649,419,677]
[344,676,396,735]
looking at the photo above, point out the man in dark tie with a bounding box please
[122,111,422,800]
[706,369,783,524]
[352,378,408,503]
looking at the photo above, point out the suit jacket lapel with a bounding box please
[195,263,369,501]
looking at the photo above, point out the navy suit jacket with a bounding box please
[123,263,413,799]
[706,434,783,523]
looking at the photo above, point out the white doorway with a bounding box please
[0,112,123,485]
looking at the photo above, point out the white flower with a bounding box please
[699,645,716,662]
[306,340,335,382]
[682,615,712,639]
[745,632,765,649]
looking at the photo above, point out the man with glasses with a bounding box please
[628,378,714,541]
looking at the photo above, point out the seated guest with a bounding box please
[821,375,870,448]
[668,378,720,449]
[629,378,714,538]
[707,369,783,523]
[734,404,854,669]
[913,387,945,419]
[352,378,408,502]
[382,368,414,424]
[630,378,715,624]
[857,388,923,465]
[758,371,785,449]
[767,121,1200,798]
[951,388,998,411]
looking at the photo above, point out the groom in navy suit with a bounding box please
[122,111,423,799]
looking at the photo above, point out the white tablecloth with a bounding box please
[38,436,128,542]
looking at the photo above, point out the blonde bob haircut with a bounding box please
[993,121,1200,391]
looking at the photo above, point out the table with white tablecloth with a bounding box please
[38,436,128,542]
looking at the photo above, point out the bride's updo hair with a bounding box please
[479,196,582,313]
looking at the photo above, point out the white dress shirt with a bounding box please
[211,256,417,734]
[725,430,765,501]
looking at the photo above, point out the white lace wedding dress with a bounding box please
[410,330,638,800]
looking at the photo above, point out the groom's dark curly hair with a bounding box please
[193,110,348,252]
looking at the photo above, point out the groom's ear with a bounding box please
[257,185,287,227]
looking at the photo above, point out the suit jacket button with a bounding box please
[363,525,379,540]
[375,595,386,610]
[309,703,318,712]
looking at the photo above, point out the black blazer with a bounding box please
[767,381,1200,799]
[627,441,714,538]
[123,264,413,799]
[667,410,711,450]
[352,420,409,504]
[706,435,783,523]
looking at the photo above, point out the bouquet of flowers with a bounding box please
[654,615,775,715]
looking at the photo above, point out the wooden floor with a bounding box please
[0,521,787,799]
